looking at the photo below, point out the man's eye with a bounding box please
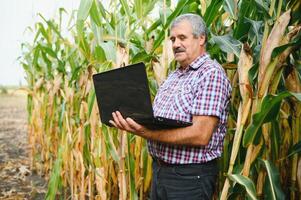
[170,38,175,42]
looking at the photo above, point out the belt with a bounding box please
[152,157,217,167]
[153,158,175,167]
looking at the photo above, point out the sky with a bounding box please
[0,0,165,86]
[0,0,80,86]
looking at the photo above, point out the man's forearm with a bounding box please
[140,116,218,146]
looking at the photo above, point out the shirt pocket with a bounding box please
[154,84,172,105]
[174,85,193,114]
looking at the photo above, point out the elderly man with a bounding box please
[110,13,232,200]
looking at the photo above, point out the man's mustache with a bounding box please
[173,47,185,53]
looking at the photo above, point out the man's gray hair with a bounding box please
[171,13,208,43]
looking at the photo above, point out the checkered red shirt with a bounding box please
[148,54,232,164]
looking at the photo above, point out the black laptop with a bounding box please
[92,62,192,130]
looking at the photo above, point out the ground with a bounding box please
[0,91,46,199]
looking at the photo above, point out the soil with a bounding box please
[0,93,46,200]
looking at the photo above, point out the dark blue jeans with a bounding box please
[151,159,218,200]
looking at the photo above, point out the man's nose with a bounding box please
[172,38,180,48]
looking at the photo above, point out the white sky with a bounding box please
[0,0,168,86]
[0,0,80,86]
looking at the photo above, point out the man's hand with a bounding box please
[109,111,148,137]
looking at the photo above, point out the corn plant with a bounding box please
[20,0,301,199]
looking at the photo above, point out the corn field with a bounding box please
[20,0,301,199]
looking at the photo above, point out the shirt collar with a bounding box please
[189,53,210,70]
[176,53,210,74]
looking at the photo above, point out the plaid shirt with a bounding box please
[148,54,232,164]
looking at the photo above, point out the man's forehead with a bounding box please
[170,20,192,31]
[170,21,193,36]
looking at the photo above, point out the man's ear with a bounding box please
[199,35,206,46]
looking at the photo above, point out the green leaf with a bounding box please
[77,0,93,21]
[96,0,106,19]
[120,0,131,19]
[91,20,103,45]
[76,20,91,57]
[131,51,153,63]
[39,14,64,39]
[58,101,65,131]
[46,146,64,200]
[152,0,195,52]
[94,45,106,62]
[233,0,252,40]
[271,120,281,161]
[88,91,96,117]
[146,18,161,36]
[245,18,263,44]
[102,127,120,162]
[70,66,82,83]
[248,63,259,89]
[153,31,166,53]
[223,0,237,20]
[41,52,52,74]
[287,141,301,158]
[228,174,258,200]
[90,0,102,26]
[127,135,139,200]
[33,45,41,69]
[243,91,293,147]
[260,159,285,200]
[36,22,49,43]
[210,34,241,57]
[143,0,159,18]
[134,0,143,19]
[254,0,269,17]
[100,41,116,61]
[40,45,58,59]
[204,0,223,26]
[76,19,85,39]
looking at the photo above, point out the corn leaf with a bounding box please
[77,0,93,21]
[233,0,252,40]
[223,0,237,20]
[134,0,143,19]
[287,141,301,158]
[152,0,195,51]
[244,18,263,44]
[90,0,102,26]
[127,136,138,200]
[260,159,285,200]
[204,0,223,26]
[39,14,64,39]
[254,0,269,16]
[100,41,116,61]
[91,20,103,45]
[131,51,153,63]
[271,120,281,161]
[228,174,258,200]
[210,34,241,57]
[120,0,131,19]
[46,146,64,200]
[94,45,106,62]
[102,127,120,162]
[243,91,301,147]
[59,101,65,131]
